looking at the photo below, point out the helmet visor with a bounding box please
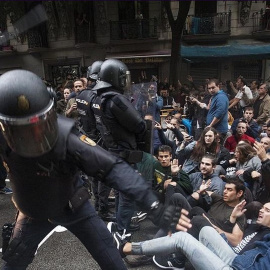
[0,101,58,157]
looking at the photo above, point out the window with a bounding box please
[195,1,217,16]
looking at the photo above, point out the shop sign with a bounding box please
[121,57,167,64]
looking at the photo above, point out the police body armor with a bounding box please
[98,89,146,163]
[0,117,81,219]
[76,88,98,139]
[90,90,103,134]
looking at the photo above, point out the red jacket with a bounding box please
[224,134,255,152]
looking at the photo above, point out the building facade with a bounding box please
[0,1,270,87]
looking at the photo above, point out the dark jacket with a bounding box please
[232,233,270,270]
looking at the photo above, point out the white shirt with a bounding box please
[235,85,253,107]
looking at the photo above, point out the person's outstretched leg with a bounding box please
[199,226,237,265]
[130,231,234,270]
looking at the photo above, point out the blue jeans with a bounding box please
[132,226,236,270]
[2,201,126,270]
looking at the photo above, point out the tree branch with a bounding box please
[163,1,175,27]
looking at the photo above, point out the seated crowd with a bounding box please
[113,75,270,269]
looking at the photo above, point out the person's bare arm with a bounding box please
[228,98,240,109]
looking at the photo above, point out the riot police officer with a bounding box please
[0,70,178,270]
[79,61,116,222]
[76,62,103,139]
[87,60,103,90]
[92,59,148,234]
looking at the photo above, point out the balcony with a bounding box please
[110,18,158,41]
[252,9,270,40]
[28,29,48,50]
[75,22,93,44]
[183,12,231,43]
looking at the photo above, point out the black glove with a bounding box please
[2,223,14,254]
[149,202,181,233]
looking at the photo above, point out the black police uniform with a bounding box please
[76,88,98,140]
[0,116,157,270]
[77,87,113,219]
[88,90,114,217]
[97,88,147,232]
[99,89,146,156]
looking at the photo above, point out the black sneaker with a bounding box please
[0,187,12,194]
[124,255,152,266]
[112,230,131,258]
[107,222,118,233]
[131,211,147,223]
[153,255,185,270]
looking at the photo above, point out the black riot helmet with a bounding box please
[0,70,58,157]
[87,61,103,81]
[92,59,130,92]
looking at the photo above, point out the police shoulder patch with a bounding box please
[79,135,96,146]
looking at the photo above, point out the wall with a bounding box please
[0,54,43,76]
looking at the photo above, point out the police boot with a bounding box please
[98,208,116,222]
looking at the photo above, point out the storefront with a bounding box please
[106,53,170,84]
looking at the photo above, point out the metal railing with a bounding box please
[110,18,157,40]
[252,9,270,32]
[75,22,91,43]
[28,29,48,49]
[183,11,231,35]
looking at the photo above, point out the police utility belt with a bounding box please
[109,149,143,164]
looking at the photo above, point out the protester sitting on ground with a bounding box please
[224,120,255,153]
[153,145,193,202]
[249,141,270,203]
[189,154,225,196]
[113,201,270,270]
[178,127,231,175]
[112,178,247,269]
[164,117,183,141]
[230,107,260,140]
[260,136,270,153]
[134,178,245,268]
[154,120,184,159]
[260,122,268,137]
[225,142,261,183]
[229,201,270,255]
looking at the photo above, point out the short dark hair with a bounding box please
[158,145,172,154]
[201,153,217,166]
[244,201,263,221]
[207,78,220,87]
[244,107,254,113]
[238,76,247,86]
[238,118,248,124]
[225,177,246,199]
